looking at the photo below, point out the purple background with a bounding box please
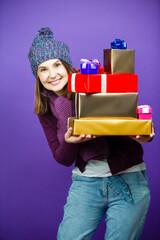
[1,0,160,239]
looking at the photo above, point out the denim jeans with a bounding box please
[57,171,150,240]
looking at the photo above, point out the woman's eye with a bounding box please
[41,68,47,72]
[55,63,61,68]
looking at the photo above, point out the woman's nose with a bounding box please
[49,68,57,78]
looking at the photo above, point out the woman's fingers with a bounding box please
[86,134,92,139]
[64,127,73,141]
[150,125,155,138]
[77,134,91,141]
[129,134,154,144]
[65,129,97,143]
[77,134,86,141]
[65,127,98,144]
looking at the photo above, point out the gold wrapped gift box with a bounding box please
[104,49,135,74]
[75,93,138,118]
[68,117,152,136]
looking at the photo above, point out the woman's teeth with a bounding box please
[50,79,61,85]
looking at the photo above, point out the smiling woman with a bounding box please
[34,58,76,115]
[28,27,153,240]
[37,59,68,95]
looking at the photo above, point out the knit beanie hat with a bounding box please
[28,27,72,77]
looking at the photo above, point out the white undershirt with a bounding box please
[72,159,146,177]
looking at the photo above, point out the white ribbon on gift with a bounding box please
[142,108,150,113]
[71,73,76,92]
[138,105,151,113]
[71,73,107,93]
[80,59,99,69]
[101,74,107,93]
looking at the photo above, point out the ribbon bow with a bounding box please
[137,105,152,113]
[80,59,99,69]
[111,39,127,49]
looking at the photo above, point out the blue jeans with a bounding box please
[57,171,150,240]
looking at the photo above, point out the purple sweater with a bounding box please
[38,91,144,175]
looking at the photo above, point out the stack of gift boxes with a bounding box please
[68,39,152,136]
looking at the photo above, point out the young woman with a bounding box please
[28,27,154,240]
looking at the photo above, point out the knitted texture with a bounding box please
[28,27,72,77]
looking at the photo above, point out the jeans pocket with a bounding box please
[106,176,134,204]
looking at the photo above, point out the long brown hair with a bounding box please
[34,59,77,115]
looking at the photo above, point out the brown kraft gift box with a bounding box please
[75,93,138,118]
[104,49,135,74]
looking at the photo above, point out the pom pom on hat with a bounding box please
[36,27,53,39]
[28,27,72,77]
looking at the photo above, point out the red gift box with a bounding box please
[68,73,138,93]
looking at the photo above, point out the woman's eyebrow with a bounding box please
[53,60,61,65]
[38,66,47,69]
[38,60,61,69]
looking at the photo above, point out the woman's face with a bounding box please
[37,59,68,95]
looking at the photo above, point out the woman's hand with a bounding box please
[64,127,96,144]
[129,125,155,144]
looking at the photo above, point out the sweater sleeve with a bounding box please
[38,110,79,167]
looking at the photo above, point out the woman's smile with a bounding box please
[50,78,61,85]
